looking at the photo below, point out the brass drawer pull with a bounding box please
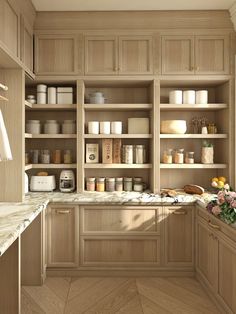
[208,220,220,230]
[56,210,70,214]
[173,210,187,215]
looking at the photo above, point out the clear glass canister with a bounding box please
[86,177,96,191]
[133,183,143,192]
[115,178,123,192]
[106,177,115,192]
[135,145,146,164]
[40,150,50,164]
[163,149,173,164]
[174,149,184,164]
[96,178,105,192]
[124,177,133,191]
[64,150,72,164]
[52,150,61,164]
[208,123,217,134]
[122,145,133,164]
[185,152,195,164]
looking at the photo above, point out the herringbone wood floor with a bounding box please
[22,277,221,314]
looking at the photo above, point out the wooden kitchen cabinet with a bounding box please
[161,36,194,75]
[0,0,20,57]
[20,16,33,72]
[164,206,194,266]
[85,35,153,75]
[46,205,78,268]
[35,34,82,75]
[161,34,229,75]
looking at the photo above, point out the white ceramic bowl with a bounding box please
[161,120,187,134]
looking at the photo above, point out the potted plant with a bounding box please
[201,140,214,164]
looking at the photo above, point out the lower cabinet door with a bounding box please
[81,237,160,267]
[47,205,78,268]
[164,206,194,267]
[218,238,236,313]
[196,219,218,291]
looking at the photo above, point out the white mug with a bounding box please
[100,121,111,134]
[88,121,99,134]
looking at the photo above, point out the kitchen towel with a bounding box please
[0,109,12,161]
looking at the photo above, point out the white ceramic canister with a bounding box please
[169,90,183,105]
[47,87,57,104]
[26,120,41,134]
[89,92,105,104]
[183,90,196,105]
[44,120,60,134]
[88,121,99,134]
[37,84,47,93]
[196,90,208,104]
[100,121,111,134]
[62,120,76,134]
[26,95,36,104]
[111,121,122,134]
[37,92,47,105]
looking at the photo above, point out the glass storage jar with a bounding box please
[52,150,61,164]
[185,152,195,164]
[40,150,50,164]
[62,120,76,134]
[135,145,146,164]
[124,177,133,191]
[96,178,105,192]
[122,145,133,164]
[115,178,123,192]
[163,149,173,164]
[64,150,72,164]
[44,120,60,134]
[86,177,96,191]
[26,120,41,134]
[174,149,184,164]
[106,178,115,192]
[208,123,217,134]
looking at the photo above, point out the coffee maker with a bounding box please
[59,170,75,192]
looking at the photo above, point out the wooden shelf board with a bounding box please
[28,164,77,169]
[160,163,227,169]
[26,104,76,110]
[24,100,32,108]
[160,134,227,139]
[0,94,8,102]
[25,164,33,170]
[83,104,152,111]
[25,134,77,139]
[160,104,227,111]
[84,164,152,169]
[84,134,152,139]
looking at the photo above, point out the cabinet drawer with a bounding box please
[81,236,160,266]
[80,206,161,234]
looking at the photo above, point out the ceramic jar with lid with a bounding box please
[124,177,133,191]
[62,120,76,134]
[174,149,184,164]
[89,92,105,104]
[115,178,123,191]
[47,87,57,104]
[26,120,41,134]
[44,120,60,134]
[26,95,36,104]
[86,177,96,191]
[96,178,105,192]
[88,121,99,134]
[106,178,115,192]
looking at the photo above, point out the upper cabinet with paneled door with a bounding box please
[0,0,20,58]
[162,34,229,75]
[20,16,33,73]
[34,34,84,75]
[85,35,153,75]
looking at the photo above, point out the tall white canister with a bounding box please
[196,90,208,104]
[48,87,57,104]
[169,90,183,104]
[183,90,196,105]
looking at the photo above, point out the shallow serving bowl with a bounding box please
[161,120,187,134]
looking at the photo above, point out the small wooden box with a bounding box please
[102,139,113,164]
[86,143,99,163]
[113,139,122,163]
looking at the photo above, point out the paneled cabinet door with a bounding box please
[218,238,236,313]
[164,206,194,266]
[119,36,153,74]
[0,0,20,57]
[161,36,194,75]
[47,205,78,268]
[35,34,80,75]
[85,36,118,75]
[20,16,33,72]
[196,220,218,291]
[195,35,229,74]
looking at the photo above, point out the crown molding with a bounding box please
[230,1,236,30]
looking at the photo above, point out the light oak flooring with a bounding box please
[22,277,222,314]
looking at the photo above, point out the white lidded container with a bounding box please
[57,87,73,105]
[26,120,41,134]
[111,121,122,134]
[100,121,111,134]
[48,87,57,104]
[37,92,47,104]
[44,120,60,134]
[62,120,76,134]
[89,92,105,104]
[196,90,208,104]
[88,121,99,134]
[183,90,195,104]
[169,90,183,104]
[37,84,47,92]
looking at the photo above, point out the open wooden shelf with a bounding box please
[25,164,77,170]
[84,134,152,139]
[160,163,227,169]
[160,134,227,139]
[160,104,227,111]
[26,103,77,110]
[0,95,9,102]
[24,100,32,108]
[84,163,152,169]
[83,104,152,111]
[25,133,77,139]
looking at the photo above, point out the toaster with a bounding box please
[30,175,56,192]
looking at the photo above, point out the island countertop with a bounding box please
[0,191,215,257]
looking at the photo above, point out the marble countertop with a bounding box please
[0,191,215,257]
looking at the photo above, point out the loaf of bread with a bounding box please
[37,171,48,176]
[184,184,204,195]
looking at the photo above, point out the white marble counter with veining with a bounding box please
[0,191,215,257]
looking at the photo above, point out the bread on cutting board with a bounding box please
[184,184,204,195]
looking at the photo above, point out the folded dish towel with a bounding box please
[0,109,12,161]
